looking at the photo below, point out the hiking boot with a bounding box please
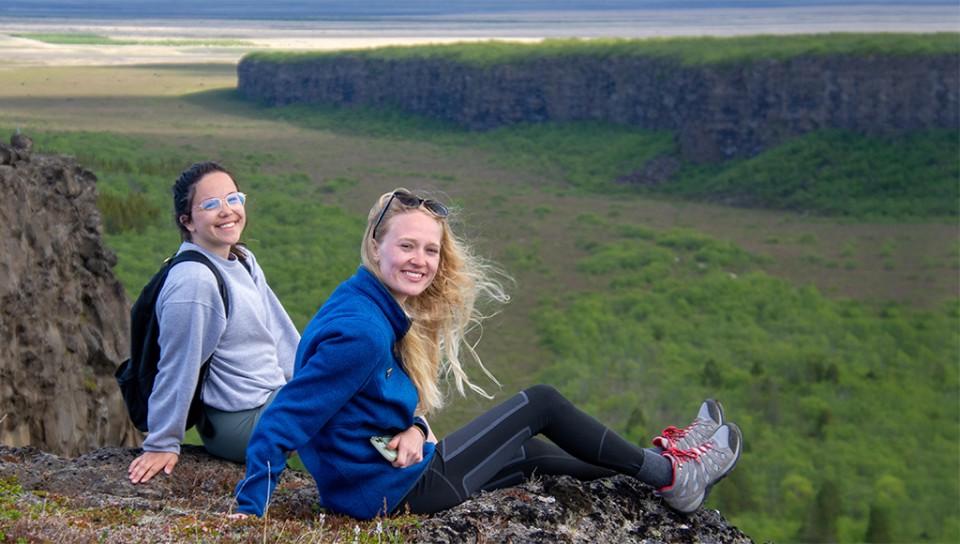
[653,398,724,450]
[658,422,742,513]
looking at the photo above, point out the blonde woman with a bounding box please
[233,189,742,520]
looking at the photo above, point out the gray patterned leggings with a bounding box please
[397,384,672,514]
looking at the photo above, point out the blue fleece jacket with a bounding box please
[235,266,435,519]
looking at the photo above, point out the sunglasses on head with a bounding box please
[372,190,448,240]
[195,191,246,212]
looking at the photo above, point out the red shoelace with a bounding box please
[660,425,689,441]
[654,423,697,448]
[659,442,714,491]
[665,441,715,464]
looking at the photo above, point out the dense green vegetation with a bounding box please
[534,216,959,542]
[664,129,960,218]
[11,96,958,542]
[245,32,960,66]
[12,33,253,47]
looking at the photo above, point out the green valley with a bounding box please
[1,34,956,542]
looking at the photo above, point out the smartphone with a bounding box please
[370,435,397,462]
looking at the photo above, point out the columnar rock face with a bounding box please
[238,53,959,161]
[0,136,139,457]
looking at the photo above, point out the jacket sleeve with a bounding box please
[234,320,383,516]
[142,263,226,453]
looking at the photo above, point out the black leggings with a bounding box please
[398,384,672,514]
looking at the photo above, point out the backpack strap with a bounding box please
[236,248,254,279]
[116,249,241,435]
[167,250,231,318]
[165,250,230,438]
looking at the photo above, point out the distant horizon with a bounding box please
[2,0,958,22]
[1,0,955,64]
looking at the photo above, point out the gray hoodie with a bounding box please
[142,242,299,454]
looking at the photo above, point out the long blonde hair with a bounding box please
[360,189,510,415]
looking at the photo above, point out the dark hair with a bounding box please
[172,161,247,260]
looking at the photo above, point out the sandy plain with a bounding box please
[0,4,957,67]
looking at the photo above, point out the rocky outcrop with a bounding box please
[238,52,959,162]
[0,135,138,456]
[414,472,751,543]
[0,445,753,543]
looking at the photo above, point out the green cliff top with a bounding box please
[243,32,960,66]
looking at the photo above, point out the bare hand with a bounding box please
[389,426,425,468]
[128,451,179,484]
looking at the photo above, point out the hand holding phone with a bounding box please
[370,435,397,462]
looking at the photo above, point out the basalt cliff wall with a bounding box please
[0,136,139,457]
[238,53,958,162]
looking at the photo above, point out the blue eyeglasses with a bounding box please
[195,192,246,212]
[372,190,448,240]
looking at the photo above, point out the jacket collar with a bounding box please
[350,266,411,338]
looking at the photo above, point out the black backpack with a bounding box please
[115,250,238,434]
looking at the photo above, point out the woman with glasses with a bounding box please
[128,161,299,484]
[233,188,741,519]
